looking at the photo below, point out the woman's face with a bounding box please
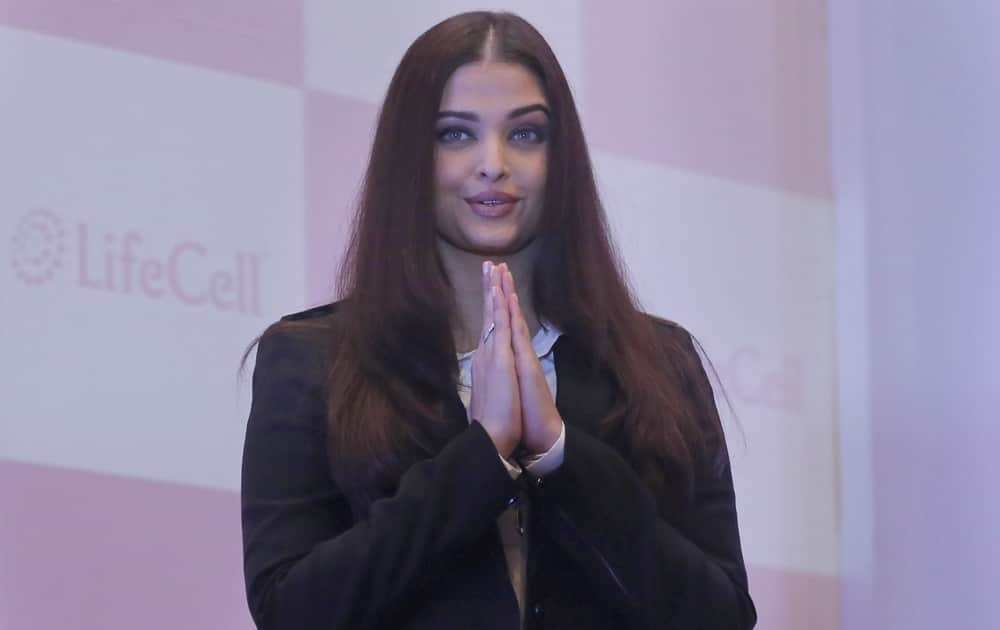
[433,61,549,257]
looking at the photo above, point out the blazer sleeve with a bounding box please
[240,326,521,630]
[527,330,757,629]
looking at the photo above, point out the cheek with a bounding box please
[517,154,547,193]
[434,153,468,191]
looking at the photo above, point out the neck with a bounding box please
[437,236,542,353]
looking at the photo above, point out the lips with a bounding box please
[466,191,520,203]
[466,199,518,218]
[465,191,521,218]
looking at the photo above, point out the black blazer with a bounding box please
[241,303,756,629]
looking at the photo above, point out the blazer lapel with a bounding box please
[439,332,617,442]
[552,334,617,438]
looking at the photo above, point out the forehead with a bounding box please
[439,61,547,111]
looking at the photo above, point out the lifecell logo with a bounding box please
[11,208,265,316]
[719,345,805,415]
[11,208,66,286]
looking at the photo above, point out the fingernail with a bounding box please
[482,261,489,276]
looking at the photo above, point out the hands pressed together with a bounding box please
[470,261,564,460]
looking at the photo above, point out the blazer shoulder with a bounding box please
[279,300,342,323]
[262,300,343,339]
[644,312,697,347]
[255,301,344,371]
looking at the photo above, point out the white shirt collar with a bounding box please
[456,319,563,361]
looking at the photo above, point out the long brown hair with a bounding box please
[252,11,726,517]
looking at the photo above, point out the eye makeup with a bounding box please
[435,122,549,146]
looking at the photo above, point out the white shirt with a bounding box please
[455,321,566,625]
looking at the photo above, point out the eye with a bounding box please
[436,127,473,144]
[510,126,547,144]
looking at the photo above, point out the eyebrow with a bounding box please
[436,104,551,121]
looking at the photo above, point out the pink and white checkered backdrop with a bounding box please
[11,1,991,629]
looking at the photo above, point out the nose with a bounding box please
[477,132,508,181]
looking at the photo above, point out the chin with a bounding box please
[470,234,535,257]
[437,221,534,257]
[451,225,514,250]
[464,241,517,256]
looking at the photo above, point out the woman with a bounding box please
[241,10,756,630]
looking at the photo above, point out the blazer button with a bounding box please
[531,602,545,618]
[532,475,544,489]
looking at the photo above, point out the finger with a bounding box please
[494,263,510,304]
[484,262,499,345]
[502,270,527,340]
[492,271,513,348]
[509,290,533,361]
[481,260,493,337]
[502,271,529,354]
[501,267,518,301]
[493,262,505,296]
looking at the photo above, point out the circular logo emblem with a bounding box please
[11,208,66,286]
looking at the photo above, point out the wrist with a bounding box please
[483,425,518,459]
[525,418,563,455]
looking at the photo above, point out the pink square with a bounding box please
[582,0,831,197]
[304,90,378,304]
[2,0,304,85]
[0,460,252,630]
